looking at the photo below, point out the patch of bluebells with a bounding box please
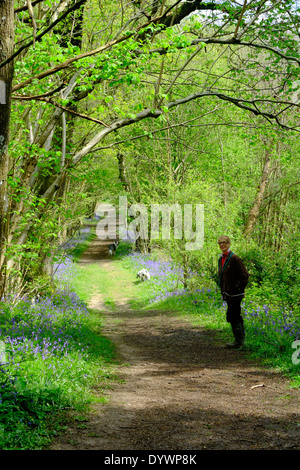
[125,252,186,301]
[127,252,184,278]
[0,290,89,388]
[53,255,75,286]
[150,287,218,307]
[125,252,216,305]
[125,252,300,345]
[52,225,92,285]
[0,226,93,419]
[244,302,300,342]
[61,226,91,251]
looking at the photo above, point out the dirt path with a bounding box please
[50,236,300,451]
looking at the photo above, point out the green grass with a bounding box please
[70,230,97,262]
[71,261,138,306]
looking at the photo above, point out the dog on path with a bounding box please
[108,241,119,256]
[137,269,151,281]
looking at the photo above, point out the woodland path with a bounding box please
[50,235,300,451]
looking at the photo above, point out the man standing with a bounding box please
[217,236,249,349]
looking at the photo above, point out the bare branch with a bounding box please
[166,91,300,131]
[27,0,37,47]
[148,37,300,66]
[14,0,44,13]
[233,0,248,38]
[72,91,299,165]
[13,93,110,127]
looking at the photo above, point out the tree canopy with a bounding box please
[0,0,300,296]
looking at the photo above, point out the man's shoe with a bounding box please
[226,323,245,349]
[226,340,244,349]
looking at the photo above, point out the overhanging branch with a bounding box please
[12,33,300,94]
[71,91,299,164]
[0,0,87,69]
[166,91,300,131]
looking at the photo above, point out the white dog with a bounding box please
[137,269,151,281]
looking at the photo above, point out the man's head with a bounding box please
[218,235,231,253]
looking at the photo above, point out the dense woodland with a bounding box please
[0,0,299,305]
[1,0,300,450]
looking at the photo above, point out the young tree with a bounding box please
[0,0,14,296]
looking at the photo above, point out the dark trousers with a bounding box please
[225,296,244,325]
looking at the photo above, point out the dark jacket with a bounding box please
[218,252,249,297]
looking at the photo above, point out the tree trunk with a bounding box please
[117,153,130,192]
[0,0,15,295]
[243,144,273,238]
